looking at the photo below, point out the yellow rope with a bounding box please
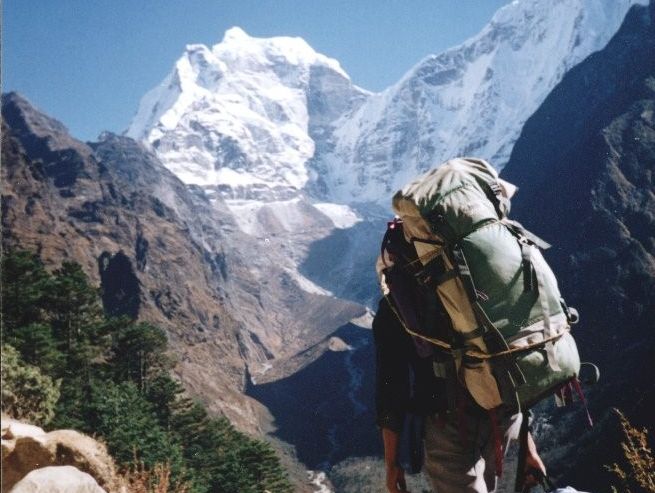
[464,328,569,360]
[383,296,452,350]
[383,295,568,359]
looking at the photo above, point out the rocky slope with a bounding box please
[1,93,363,436]
[502,2,655,490]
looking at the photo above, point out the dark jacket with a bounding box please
[373,296,448,432]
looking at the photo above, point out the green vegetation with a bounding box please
[0,343,60,425]
[1,250,292,493]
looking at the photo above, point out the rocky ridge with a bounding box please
[502,1,655,488]
[1,93,363,434]
[321,0,647,203]
[127,1,646,207]
[121,1,648,314]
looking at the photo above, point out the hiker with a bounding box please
[373,158,585,492]
[374,294,546,493]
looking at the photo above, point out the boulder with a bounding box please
[3,421,45,440]
[47,430,122,491]
[2,435,57,490]
[1,418,125,493]
[8,465,106,493]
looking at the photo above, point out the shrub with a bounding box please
[122,458,190,493]
[1,344,60,425]
[606,409,655,493]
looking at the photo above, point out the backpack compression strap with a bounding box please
[449,244,526,409]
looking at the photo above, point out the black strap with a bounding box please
[414,256,452,288]
[521,242,535,292]
[427,211,458,243]
[434,269,458,286]
[504,219,552,250]
[480,178,510,219]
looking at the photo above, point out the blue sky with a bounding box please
[3,0,509,141]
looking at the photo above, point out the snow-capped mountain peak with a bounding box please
[215,26,349,80]
[316,0,647,204]
[126,27,367,201]
[127,0,645,208]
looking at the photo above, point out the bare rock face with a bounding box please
[1,93,364,434]
[1,418,124,493]
[1,92,252,430]
[9,465,106,493]
[502,2,655,489]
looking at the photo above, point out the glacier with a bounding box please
[125,0,646,301]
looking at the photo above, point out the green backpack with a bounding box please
[381,157,582,411]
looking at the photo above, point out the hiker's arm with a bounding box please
[373,299,410,431]
[373,299,411,492]
[382,427,408,493]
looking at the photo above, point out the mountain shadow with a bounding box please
[246,323,379,470]
[502,2,655,490]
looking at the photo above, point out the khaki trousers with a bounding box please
[423,406,522,493]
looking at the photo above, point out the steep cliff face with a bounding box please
[502,2,655,489]
[319,0,646,204]
[126,2,645,207]
[1,93,364,434]
[1,93,254,428]
[126,27,369,202]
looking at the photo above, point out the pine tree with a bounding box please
[109,322,170,392]
[1,250,51,332]
[45,262,108,378]
[1,250,294,493]
[8,322,63,375]
[86,379,184,470]
[145,373,185,430]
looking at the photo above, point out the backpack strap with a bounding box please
[505,218,551,295]
[451,245,480,302]
[449,244,526,408]
[380,218,404,268]
[521,242,536,292]
[503,218,551,250]
[489,407,505,478]
[531,249,561,372]
[571,378,594,428]
[479,177,511,220]
[502,219,561,371]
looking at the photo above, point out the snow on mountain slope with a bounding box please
[128,2,644,208]
[126,27,369,202]
[319,0,648,203]
[126,1,644,307]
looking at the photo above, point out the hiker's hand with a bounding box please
[382,428,409,492]
[523,432,547,488]
[385,462,409,493]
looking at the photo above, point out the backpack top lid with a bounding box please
[392,157,517,242]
